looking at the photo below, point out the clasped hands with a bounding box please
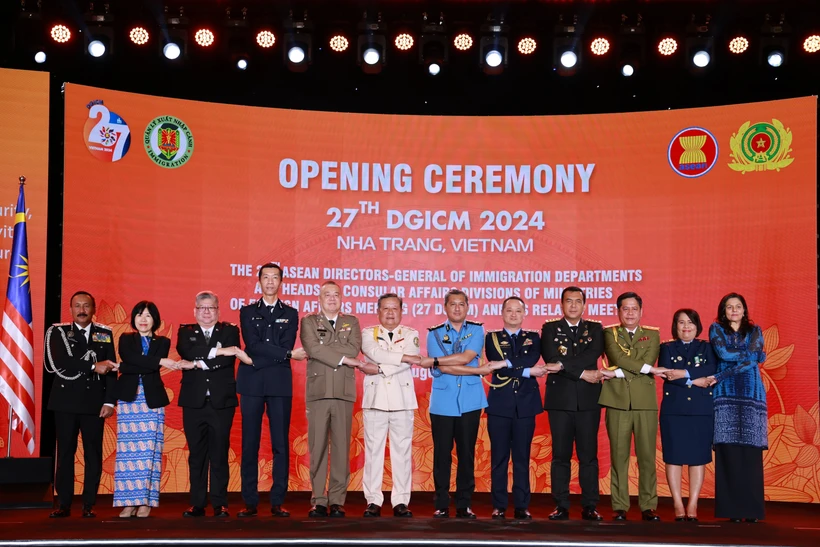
[650,367,717,388]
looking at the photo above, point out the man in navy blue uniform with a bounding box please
[484,297,546,520]
[237,263,306,518]
[541,286,605,521]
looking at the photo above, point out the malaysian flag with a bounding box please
[0,183,35,454]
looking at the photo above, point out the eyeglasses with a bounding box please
[196,306,218,312]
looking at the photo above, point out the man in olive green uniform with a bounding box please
[599,292,666,521]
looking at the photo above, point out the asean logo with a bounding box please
[728,119,793,173]
[144,116,194,169]
[667,127,719,178]
[83,100,131,162]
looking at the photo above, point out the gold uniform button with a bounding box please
[665,392,669,395]
[687,397,691,401]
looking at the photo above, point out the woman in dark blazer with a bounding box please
[658,309,716,522]
[113,301,178,518]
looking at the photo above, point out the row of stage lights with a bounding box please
[39,21,820,75]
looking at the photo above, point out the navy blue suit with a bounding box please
[484,329,542,511]
[238,299,299,507]
[659,339,716,465]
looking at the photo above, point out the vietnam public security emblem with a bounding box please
[667,127,718,178]
[144,115,194,168]
[728,119,793,173]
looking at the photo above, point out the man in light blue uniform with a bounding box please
[422,289,501,519]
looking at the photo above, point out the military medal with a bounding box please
[559,345,568,356]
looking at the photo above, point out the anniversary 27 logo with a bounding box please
[667,127,718,178]
[728,119,793,173]
[83,100,131,162]
[144,115,194,168]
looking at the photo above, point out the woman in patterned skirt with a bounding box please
[113,301,178,518]
[707,293,768,522]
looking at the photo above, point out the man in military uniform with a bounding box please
[176,291,242,518]
[237,263,307,518]
[359,293,420,518]
[598,292,665,521]
[45,291,117,518]
[422,289,500,519]
[541,286,605,521]
[300,281,364,518]
[484,296,545,520]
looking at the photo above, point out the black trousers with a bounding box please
[548,408,601,510]
[430,409,481,510]
[54,411,105,508]
[487,413,535,510]
[240,395,292,506]
[715,443,765,520]
[182,400,236,508]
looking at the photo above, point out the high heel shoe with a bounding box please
[119,507,137,518]
[136,506,151,518]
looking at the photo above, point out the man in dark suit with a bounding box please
[541,286,605,521]
[44,291,117,518]
[485,296,546,520]
[300,281,363,518]
[237,263,306,518]
[176,291,242,518]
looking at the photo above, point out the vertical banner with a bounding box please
[0,68,49,457]
[62,83,817,502]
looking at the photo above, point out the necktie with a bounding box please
[511,332,518,352]
[205,330,211,343]
[141,336,150,356]
[81,328,88,342]
[570,326,578,336]
[629,331,634,340]
[329,319,335,329]
[388,331,393,341]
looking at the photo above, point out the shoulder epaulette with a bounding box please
[662,338,676,344]
[223,322,237,327]
[642,325,659,331]
[543,318,560,324]
[584,319,601,324]
[487,329,503,334]
[363,325,378,331]
[427,322,446,331]
[93,322,112,330]
[523,329,540,334]
[180,323,196,328]
[52,322,71,327]
[604,323,620,329]
[466,320,483,326]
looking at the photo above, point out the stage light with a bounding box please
[51,24,71,43]
[130,27,149,45]
[454,33,473,51]
[729,36,749,54]
[428,63,441,75]
[485,49,502,67]
[420,15,448,76]
[237,59,248,70]
[517,38,536,55]
[692,50,710,67]
[658,37,678,56]
[590,37,610,56]
[621,63,634,76]
[395,33,414,51]
[804,35,820,53]
[330,35,349,52]
[363,47,380,65]
[357,14,387,74]
[163,42,181,60]
[256,30,276,48]
[88,39,106,58]
[767,50,784,67]
[560,51,578,68]
[195,29,215,47]
[34,51,46,64]
[288,46,306,64]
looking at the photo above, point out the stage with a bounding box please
[0,493,818,547]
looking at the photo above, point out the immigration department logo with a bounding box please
[83,100,131,162]
[728,119,793,173]
[144,115,194,168]
[667,127,718,178]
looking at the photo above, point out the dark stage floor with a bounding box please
[1,493,819,547]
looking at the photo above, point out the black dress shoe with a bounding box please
[613,510,628,521]
[641,509,661,521]
[214,506,229,518]
[687,516,699,522]
[237,506,257,517]
[581,507,603,521]
[183,506,205,518]
[308,505,328,518]
[363,503,381,517]
[745,518,760,523]
[675,516,686,522]
[329,504,345,517]
[548,507,570,520]
[82,505,96,518]
[49,507,71,518]
[271,505,290,517]
[491,508,506,520]
[729,518,742,523]
[514,508,532,520]
[393,504,412,518]
[432,508,449,518]
[456,507,477,519]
